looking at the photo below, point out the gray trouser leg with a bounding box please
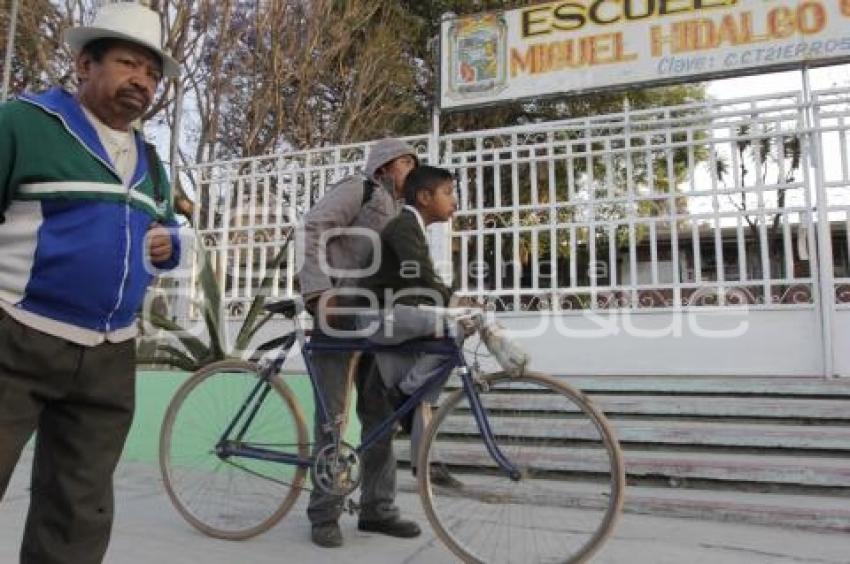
[306,352,398,524]
[410,405,428,472]
[398,354,450,401]
[361,305,456,398]
[359,306,463,473]
[355,359,399,522]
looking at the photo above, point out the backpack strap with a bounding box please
[362,178,376,207]
[143,141,165,206]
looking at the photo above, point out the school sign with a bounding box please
[439,0,850,109]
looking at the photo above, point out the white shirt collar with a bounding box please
[81,105,137,184]
[403,205,427,237]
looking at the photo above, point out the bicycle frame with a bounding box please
[215,329,520,479]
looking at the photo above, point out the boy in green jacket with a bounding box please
[359,165,464,482]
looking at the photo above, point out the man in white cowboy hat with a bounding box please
[0,3,181,563]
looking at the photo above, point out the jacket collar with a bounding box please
[19,87,149,188]
[402,205,427,238]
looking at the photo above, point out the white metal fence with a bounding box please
[177,86,850,377]
[813,88,850,310]
[446,92,817,312]
[185,136,431,317]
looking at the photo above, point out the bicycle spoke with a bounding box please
[419,372,625,564]
[160,361,309,540]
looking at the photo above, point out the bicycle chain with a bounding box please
[221,457,316,494]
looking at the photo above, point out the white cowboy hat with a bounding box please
[65,2,179,78]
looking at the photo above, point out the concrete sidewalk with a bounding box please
[2,453,849,564]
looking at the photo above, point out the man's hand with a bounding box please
[458,316,478,338]
[147,223,173,264]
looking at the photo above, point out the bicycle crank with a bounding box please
[312,442,362,496]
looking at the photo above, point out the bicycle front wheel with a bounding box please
[160,360,309,540]
[418,371,625,564]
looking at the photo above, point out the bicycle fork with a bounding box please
[458,364,522,481]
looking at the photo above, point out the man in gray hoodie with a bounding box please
[297,138,420,548]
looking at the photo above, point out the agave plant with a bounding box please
[137,229,293,371]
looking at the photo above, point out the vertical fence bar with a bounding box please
[219,166,233,301]
[712,123,726,301]
[669,125,681,306]
[532,230,540,293]
[692,221,702,285]
[650,221,659,286]
[569,226,577,290]
[548,131,558,299]
[609,224,618,289]
[624,102,638,307]
[508,135,518,308]
[782,212,794,283]
[476,141,485,300]
[245,161,258,304]
[737,216,747,284]
[586,121,597,308]
[805,70,836,377]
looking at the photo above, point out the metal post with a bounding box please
[429,98,453,282]
[802,66,836,378]
[430,103,440,163]
[1,0,21,103]
[169,78,184,199]
[429,20,452,284]
[429,20,444,167]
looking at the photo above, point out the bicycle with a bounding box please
[159,298,626,563]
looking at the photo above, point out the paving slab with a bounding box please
[2,452,849,564]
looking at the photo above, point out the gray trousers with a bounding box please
[306,346,399,524]
[0,310,135,564]
[358,305,459,470]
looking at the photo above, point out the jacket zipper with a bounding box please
[105,191,133,332]
[27,99,141,333]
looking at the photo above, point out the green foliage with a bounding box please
[137,231,291,371]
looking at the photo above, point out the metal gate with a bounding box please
[175,86,850,377]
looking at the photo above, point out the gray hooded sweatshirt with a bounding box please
[296,138,418,299]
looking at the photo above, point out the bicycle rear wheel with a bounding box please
[160,360,309,540]
[418,371,625,563]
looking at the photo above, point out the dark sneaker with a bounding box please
[413,463,464,489]
[429,463,464,489]
[311,521,343,548]
[357,517,421,538]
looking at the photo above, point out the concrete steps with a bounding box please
[560,376,850,397]
[434,415,850,451]
[394,472,850,533]
[396,375,850,531]
[480,394,850,421]
[395,442,850,489]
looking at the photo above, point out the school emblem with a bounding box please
[446,13,508,101]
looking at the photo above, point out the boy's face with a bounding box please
[419,179,457,223]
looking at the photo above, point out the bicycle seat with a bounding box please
[263,298,298,318]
